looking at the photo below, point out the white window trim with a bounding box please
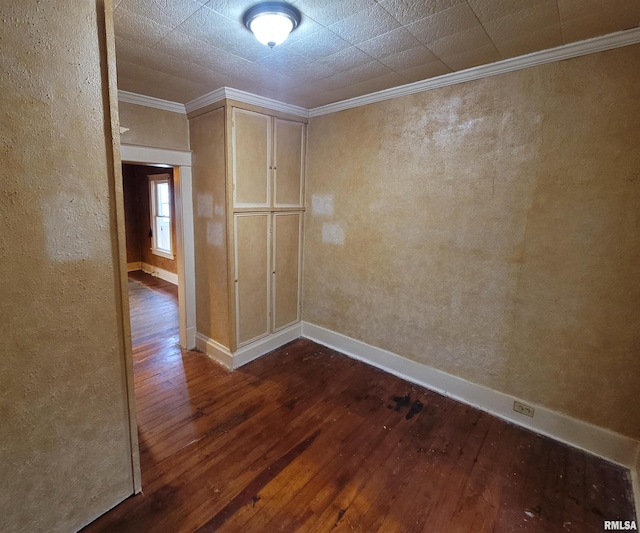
[149,175,174,260]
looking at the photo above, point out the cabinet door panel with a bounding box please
[274,119,304,208]
[235,214,270,346]
[233,108,270,208]
[273,212,301,331]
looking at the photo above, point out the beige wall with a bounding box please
[190,107,231,347]
[0,1,135,532]
[303,45,640,440]
[119,101,189,151]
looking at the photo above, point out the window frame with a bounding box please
[149,175,174,260]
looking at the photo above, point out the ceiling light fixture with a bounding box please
[243,2,301,48]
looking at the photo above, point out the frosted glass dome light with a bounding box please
[244,3,301,48]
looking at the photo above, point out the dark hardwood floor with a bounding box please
[84,271,636,532]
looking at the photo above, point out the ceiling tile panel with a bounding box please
[465,0,551,24]
[355,27,424,58]
[119,0,203,29]
[115,36,178,73]
[328,71,408,100]
[398,60,452,82]
[483,1,562,47]
[292,0,378,26]
[322,60,394,87]
[492,24,563,59]
[559,0,640,42]
[328,4,401,45]
[428,25,501,68]
[154,30,218,66]
[315,46,376,73]
[377,0,466,25]
[280,61,337,83]
[116,61,210,102]
[378,45,439,70]
[406,3,483,44]
[175,7,271,62]
[438,43,502,71]
[427,24,495,55]
[283,28,352,61]
[255,47,310,69]
[114,7,174,47]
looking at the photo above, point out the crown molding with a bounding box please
[118,28,640,120]
[309,27,640,117]
[183,87,227,114]
[185,86,309,118]
[117,90,186,114]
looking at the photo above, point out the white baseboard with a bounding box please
[301,321,640,469]
[127,262,142,272]
[233,323,302,369]
[195,323,303,370]
[196,333,234,369]
[141,262,178,285]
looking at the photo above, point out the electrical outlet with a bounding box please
[513,401,535,417]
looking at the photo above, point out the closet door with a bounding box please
[232,108,271,208]
[272,212,302,331]
[273,119,305,208]
[234,213,270,346]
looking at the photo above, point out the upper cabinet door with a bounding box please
[232,108,271,209]
[273,119,305,208]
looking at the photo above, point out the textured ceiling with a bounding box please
[113,0,640,108]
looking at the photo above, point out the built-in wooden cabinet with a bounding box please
[231,107,305,350]
[192,102,306,367]
[232,108,305,210]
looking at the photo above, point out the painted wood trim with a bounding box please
[309,28,640,117]
[174,165,197,350]
[118,90,186,114]
[120,145,192,167]
[186,87,309,118]
[301,322,640,469]
[232,322,302,369]
[196,323,302,370]
[127,262,142,272]
[141,262,178,285]
[195,333,234,369]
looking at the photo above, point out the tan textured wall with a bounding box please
[0,1,135,532]
[119,101,189,151]
[303,45,640,440]
[190,107,231,347]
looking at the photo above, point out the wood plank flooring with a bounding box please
[84,271,637,532]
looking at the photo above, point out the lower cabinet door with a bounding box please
[272,212,302,331]
[234,213,270,346]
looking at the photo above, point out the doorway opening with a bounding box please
[120,145,195,350]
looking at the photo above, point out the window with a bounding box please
[149,176,173,259]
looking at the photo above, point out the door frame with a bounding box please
[121,144,196,349]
